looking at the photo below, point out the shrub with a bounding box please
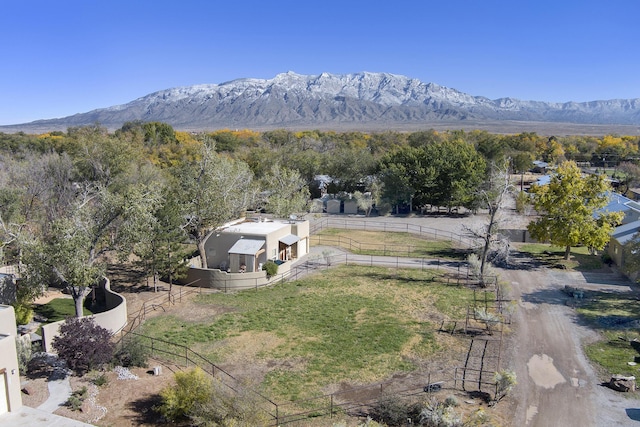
[113,336,150,367]
[420,397,462,427]
[52,317,114,375]
[157,367,213,422]
[444,395,459,407]
[189,378,271,426]
[15,334,32,375]
[474,307,501,335]
[370,394,422,426]
[262,260,278,278]
[65,386,88,411]
[92,373,109,387]
[494,369,517,401]
[12,302,34,325]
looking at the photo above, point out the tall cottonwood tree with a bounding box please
[465,161,514,284]
[260,163,309,218]
[528,161,623,260]
[178,142,256,269]
[23,182,162,317]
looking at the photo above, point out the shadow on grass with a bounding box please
[426,248,473,261]
[513,246,604,271]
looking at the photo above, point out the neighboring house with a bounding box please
[608,220,640,268]
[627,187,640,201]
[0,305,22,415]
[531,174,551,187]
[532,160,549,174]
[313,175,333,197]
[599,192,640,225]
[599,193,640,272]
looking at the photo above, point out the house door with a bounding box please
[0,370,8,415]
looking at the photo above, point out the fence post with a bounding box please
[454,367,457,389]
[330,394,334,418]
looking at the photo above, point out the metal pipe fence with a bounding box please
[309,217,476,248]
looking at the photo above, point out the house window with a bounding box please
[271,248,277,260]
[614,246,618,254]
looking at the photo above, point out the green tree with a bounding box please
[528,161,623,259]
[132,189,190,292]
[421,139,486,211]
[325,146,376,193]
[378,146,432,213]
[23,179,161,317]
[353,190,374,216]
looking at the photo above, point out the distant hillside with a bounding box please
[3,72,640,134]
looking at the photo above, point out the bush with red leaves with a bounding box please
[52,317,114,375]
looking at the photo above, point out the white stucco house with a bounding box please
[202,217,309,273]
[184,217,310,290]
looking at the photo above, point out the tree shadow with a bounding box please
[107,263,151,293]
[126,393,167,425]
[424,248,472,261]
[520,287,570,306]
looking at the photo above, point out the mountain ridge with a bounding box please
[3,71,640,134]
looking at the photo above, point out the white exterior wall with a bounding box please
[0,306,22,413]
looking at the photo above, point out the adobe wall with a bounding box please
[41,277,127,352]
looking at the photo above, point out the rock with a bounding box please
[21,384,34,395]
[609,375,636,392]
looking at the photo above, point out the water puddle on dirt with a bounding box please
[527,353,566,389]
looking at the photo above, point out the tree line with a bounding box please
[1,122,639,318]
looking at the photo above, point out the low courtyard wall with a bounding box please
[41,277,127,352]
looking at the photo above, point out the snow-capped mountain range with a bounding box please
[5,71,640,132]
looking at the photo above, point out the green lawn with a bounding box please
[313,229,470,260]
[34,297,92,322]
[139,265,475,401]
[576,290,640,378]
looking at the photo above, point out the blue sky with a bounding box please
[1,0,639,125]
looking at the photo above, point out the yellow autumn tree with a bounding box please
[528,161,623,259]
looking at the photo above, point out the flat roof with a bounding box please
[1,406,94,427]
[222,220,290,236]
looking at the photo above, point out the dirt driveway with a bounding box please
[502,265,640,426]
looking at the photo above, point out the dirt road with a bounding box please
[502,265,640,426]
